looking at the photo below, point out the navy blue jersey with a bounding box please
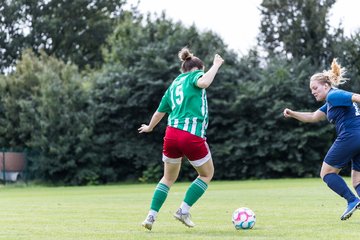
[319,89,360,136]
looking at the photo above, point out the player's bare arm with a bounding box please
[352,93,360,103]
[283,109,326,123]
[197,54,224,89]
[138,111,166,133]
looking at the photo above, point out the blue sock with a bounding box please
[323,173,356,203]
[355,184,360,197]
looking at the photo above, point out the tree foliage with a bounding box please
[332,31,360,92]
[258,0,343,64]
[210,58,334,179]
[0,50,94,184]
[0,0,126,73]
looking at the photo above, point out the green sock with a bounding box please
[150,183,169,212]
[184,178,208,206]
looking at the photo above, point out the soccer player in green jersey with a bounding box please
[139,47,224,230]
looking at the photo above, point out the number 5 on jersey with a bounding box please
[171,85,183,110]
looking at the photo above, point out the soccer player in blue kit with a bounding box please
[283,58,360,220]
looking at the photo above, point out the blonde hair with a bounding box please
[310,58,348,87]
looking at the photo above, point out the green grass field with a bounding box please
[0,178,359,240]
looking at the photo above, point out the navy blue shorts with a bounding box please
[324,132,360,171]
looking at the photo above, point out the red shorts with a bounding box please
[162,126,211,167]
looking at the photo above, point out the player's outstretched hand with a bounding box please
[138,124,152,133]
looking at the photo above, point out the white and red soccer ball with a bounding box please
[232,207,256,230]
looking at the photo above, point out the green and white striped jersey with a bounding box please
[157,70,208,138]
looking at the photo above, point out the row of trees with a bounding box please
[1,0,360,185]
[0,0,126,72]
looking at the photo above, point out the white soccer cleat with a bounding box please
[142,215,155,230]
[173,208,195,228]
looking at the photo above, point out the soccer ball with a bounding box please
[232,207,256,230]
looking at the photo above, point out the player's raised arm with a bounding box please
[196,54,224,89]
